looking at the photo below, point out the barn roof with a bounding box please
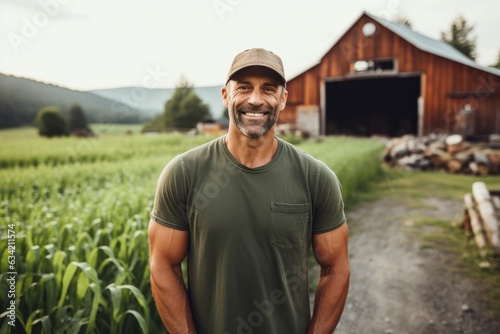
[288,11,500,82]
[363,12,500,77]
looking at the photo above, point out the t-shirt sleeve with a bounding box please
[312,162,346,234]
[150,155,190,230]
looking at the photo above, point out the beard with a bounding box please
[230,104,280,138]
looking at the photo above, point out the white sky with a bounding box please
[1,0,499,91]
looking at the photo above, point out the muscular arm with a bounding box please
[148,219,196,333]
[308,223,350,334]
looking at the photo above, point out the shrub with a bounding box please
[36,107,69,138]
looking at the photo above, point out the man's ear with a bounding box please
[279,88,288,111]
[222,85,229,108]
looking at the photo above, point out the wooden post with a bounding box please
[472,182,500,255]
[463,193,487,257]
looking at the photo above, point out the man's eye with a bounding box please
[263,87,276,93]
[237,86,250,92]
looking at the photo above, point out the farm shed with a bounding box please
[279,12,500,137]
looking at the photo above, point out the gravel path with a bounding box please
[332,196,500,334]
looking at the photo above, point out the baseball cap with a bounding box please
[226,48,286,85]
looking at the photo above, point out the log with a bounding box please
[446,134,469,154]
[477,165,490,176]
[474,151,489,165]
[390,142,409,159]
[468,162,479,175]
[428,140,446,152]
[486,151,500,174]
[446,159,463,174]
[447,142,469,154]
[455,151,473,163]
[464,193,488,257]
[472,182,500,255]
[425,148,451,168]
[446,134,463,146]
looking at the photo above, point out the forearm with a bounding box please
[308,266,350,334]
[150,265,197,334]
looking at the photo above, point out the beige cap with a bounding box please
[226,48,286,85]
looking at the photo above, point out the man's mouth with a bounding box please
[243,112,266,117]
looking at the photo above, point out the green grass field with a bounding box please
[0,126,384,333]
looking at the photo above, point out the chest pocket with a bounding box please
[270,202,311,250]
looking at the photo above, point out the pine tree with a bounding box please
[441,15,477,60]
[491,49,500,69]
[163,78,211,129]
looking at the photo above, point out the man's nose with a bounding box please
[247,89,264,106]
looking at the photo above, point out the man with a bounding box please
[148,48,350,334]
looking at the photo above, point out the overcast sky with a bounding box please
[1,0,498,91]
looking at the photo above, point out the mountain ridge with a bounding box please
[90,85,225,119]
[0,73,224,129]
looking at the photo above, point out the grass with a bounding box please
[299,136,385,209]
[0,124,145,140]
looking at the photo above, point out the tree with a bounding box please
[394,15,412,28]
[491,50,500,69]
[68,104,92,135]
[163,79,210,129]
[36,106,69,137]
[441,15,477,60]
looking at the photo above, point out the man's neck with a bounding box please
[225,128,278,168]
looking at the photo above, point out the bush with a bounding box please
[68,104,92,135]
[36,106,69,138]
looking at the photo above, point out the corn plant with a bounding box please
[0,130,383,333]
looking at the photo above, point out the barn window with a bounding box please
[362,22,377,37]
[353,58,396,73]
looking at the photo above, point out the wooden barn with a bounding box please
[279,12,500,137]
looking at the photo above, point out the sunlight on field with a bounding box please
[0,127,384,333]
[0,124,145,140]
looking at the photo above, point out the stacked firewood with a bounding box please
[383,134,500,175]
[462,182,500,257]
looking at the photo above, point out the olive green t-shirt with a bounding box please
[151,135,345,334]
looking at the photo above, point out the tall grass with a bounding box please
[0,130,383,333]
[299,136,385,209]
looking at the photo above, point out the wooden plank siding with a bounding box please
[279,13,500,136]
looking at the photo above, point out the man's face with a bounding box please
[223,66,288,138]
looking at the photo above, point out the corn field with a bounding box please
[0,127,384,333]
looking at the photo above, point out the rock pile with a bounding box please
[383,134,500,175]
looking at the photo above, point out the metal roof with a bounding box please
[364,12,500,77]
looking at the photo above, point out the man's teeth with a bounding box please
[246,112,264,116]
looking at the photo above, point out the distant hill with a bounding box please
[91,85,225,119]
[0,72,226,129]
[0,73,147,129]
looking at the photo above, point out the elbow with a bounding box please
[320,262,350,283]
[344,264,351,285]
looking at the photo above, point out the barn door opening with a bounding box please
[324,75,421,137]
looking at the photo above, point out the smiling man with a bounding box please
[148,48,350,334]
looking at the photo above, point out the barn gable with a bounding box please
[280,12,500,137]
[364,12,500,77]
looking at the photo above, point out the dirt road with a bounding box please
[333,195,500,334]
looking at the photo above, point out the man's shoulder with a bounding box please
[278,137,323,166]
[177,135,224,160]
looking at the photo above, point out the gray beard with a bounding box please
[231,105,279,138]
